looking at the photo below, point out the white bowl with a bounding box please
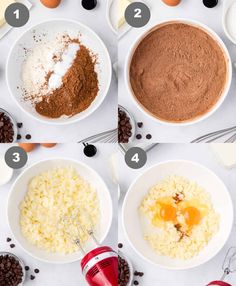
[222,0,236,45]
[6,19,112,125]
[7,158,113,264]
[125,19,232,126]
[122,160,233,270]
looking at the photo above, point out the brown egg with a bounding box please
[162,0,181,6]
[41,143,57,148]
[18,143,36,153]
[40,0,61,8]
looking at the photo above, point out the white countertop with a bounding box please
[119,0,236,143]
[118,143,236,285]
[0,143,118,286]
[0,0,117,143]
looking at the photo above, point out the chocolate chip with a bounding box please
[25,266,30,271]
[118,243,123,249]
[10,244,15,248]
[136,134,142,140]
[30,275,35,280]
[25,134,31,140]
[146,134,152,140]
[17,134,21,140]
[0,112,15,143]
[118,108,133,143]
[137,122,143,128]
[17,123,23,128]
[134,281,139,285]
[118,255,130,286]
[34,269,39,274]
[0,254,24,286]
[6,238,12,242]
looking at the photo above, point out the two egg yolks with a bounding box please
[159,204,201,227]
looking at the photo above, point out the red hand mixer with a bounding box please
[58,210,118,286]
[207,247,236,286]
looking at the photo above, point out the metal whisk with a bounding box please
[78,128,118,144]
[220,247,236,281]
[191,126,236,143]
[57,209,99,254]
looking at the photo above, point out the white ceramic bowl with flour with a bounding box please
[6,19,112,125]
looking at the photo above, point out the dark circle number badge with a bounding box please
[5,3,30,28]
[5,146,28,169]
[125,2,151,28]
[125,147,147,169]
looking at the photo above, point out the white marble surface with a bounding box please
[0,143,118,286]
[118,143,236,285]
[119,0,236,143]
[0,0,117,142]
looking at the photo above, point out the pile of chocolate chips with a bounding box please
[118,108,132,143]
[118,255,130,286]
[0,254,24,286]
[0,112,15,143]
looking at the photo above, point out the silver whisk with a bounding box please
[78,129,118,143]
[191,126,236,143]
[57,209,99,254]
[220,247,236,281]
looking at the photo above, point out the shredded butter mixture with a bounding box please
[20,167,100,254]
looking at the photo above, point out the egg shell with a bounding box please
[40,0,61,8]
[162,0,181,6]
[40,143,57,148]
[18,143,36,153]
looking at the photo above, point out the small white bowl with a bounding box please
[0,108,18,143]
[222,0,236,45]
[122,160,233,270]
[119,251,134,286]
[0,252,26,285]
[118,105,136,142]
[6,19,112,125]
[7,158,113,264]
[125,19,232,126]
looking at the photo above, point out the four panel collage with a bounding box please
[0,0,236,285]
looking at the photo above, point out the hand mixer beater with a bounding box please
[58,209,118,286]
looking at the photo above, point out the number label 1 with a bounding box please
[13,9,20,19]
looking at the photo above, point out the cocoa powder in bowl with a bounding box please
[35,44,99,118]
[129,21,229,123]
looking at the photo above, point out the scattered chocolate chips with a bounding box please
[10,244,15,249]
[136,134,142,140]
[118,255,130,286]
[25,266,30,271]
[25,134,31,140]
[118,108,133,143]
[0,112,15,143]
[81,0,97,10]
[118,243,123,249]
[34,269,39,274]
[0,254,24,286]
[146,134,152,140]
[137,122,143,128]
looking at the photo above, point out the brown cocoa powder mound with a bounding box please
[35,45,99,118]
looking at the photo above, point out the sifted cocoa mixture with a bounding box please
[129,22,228,123]
[35,45,99,118]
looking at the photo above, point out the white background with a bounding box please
[0,0,117,142]
[119,143,236,285]
[119,0,236,143]
[0,143,118,285]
